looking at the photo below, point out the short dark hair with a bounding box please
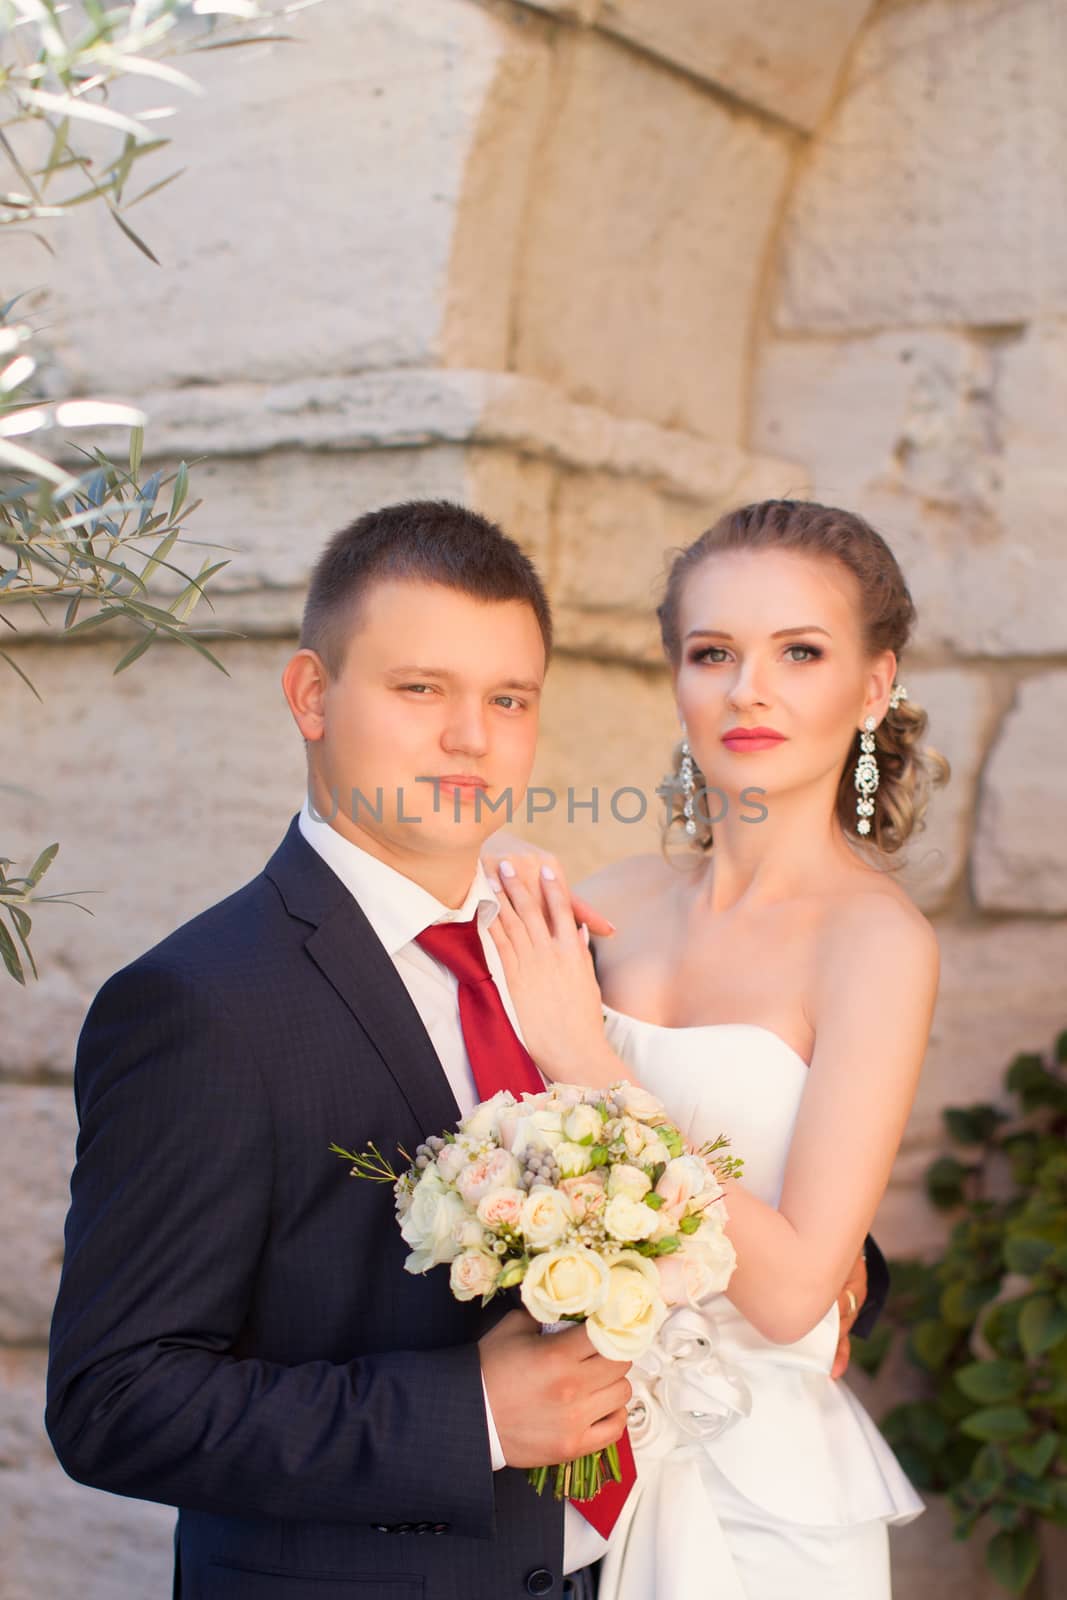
[300,499,553,675]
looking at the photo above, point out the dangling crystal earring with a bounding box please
[679,736,698,837]
[854,717,878,835]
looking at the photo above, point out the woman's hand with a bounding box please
[480,831,616,939]
[488,857,629,1088]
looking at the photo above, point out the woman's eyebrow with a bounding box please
[684,625,833,641]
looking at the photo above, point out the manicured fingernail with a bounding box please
[606,921,617,934]
[489,877,502,892]
[579,923,590,946]
[499,859,516,878]
[540,865,556,881]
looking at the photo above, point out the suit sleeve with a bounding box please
[851,1232,890,1339]
[44,960,496,1534]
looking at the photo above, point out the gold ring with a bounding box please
[844,1288,858,1318]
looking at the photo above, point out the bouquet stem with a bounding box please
[527,1441,623,1502]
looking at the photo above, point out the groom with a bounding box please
[45,500,887,1599]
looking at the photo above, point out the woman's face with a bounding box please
[672,547,896,802]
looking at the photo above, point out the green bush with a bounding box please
[853,1029,1067,1595]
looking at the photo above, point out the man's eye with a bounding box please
[400,684,434,694]
[494,696,524,710]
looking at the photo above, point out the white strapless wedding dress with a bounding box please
[596,1004,925,1600]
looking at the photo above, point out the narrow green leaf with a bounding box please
[0,647,42,699]
[169,460,189,521]
[26,842,59,887]
[0,918,26,984]
[112,632,154,674]
[129,425,144,479]
[8,903,38,981]
[108,205,161,266]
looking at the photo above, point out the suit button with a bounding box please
[414,1521,433,1534]
[432,1522,450,1535]
[526,1571,555,1596]
[370,1524,390,1533]
[394,1522,413,1534]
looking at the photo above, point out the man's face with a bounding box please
[306,578,545,861]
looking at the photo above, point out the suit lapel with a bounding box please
[265,816,461,1138]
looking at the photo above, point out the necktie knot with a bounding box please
[415,917,492,987]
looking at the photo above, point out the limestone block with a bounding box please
[522,655,677,883]
[775,0,1067,332]
[512,33,793,439]
[893,669,995,914]
[0,1350,174,1600]
[903,919,1067,1154]
[752,330,1067,655]
[0,641,307,1077]
[0,1088,76,1342]
[517,0,600,22]
[6,0,545,392]
[599,0,874,131]
[973,673,1067,913]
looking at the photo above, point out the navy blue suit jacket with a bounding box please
[46,817,564,1600]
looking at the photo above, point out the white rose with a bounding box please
[618,1117,647,1159]
[604,1193,659,1244]
[519,1185,575,1249]
[401,1184,468,1273]
[555,1140,594,1177]
[586,1252,668,1360]
[607,1163,652,1202]
[435,1142,469,1183]
[455,1147,522,1205]
[456,1218,487,1249]
[499,1108,565,1161]
[616,1083,667,1122]
[449,1248,501,1302]
[640,1137,673,1171]
[476,1186,526,1232]
[459,1090,517,1143]
[563,1104,603,1144]
[520,1244,610,1322]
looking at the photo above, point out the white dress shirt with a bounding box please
[298,800,609,1575]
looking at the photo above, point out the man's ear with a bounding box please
[282,648,329,742]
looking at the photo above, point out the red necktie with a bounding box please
[415,917,636,1538]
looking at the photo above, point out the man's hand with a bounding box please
[479,1310,632,1468]
[830,1246,868,1380]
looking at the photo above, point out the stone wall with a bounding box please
[2,2,1064,1594]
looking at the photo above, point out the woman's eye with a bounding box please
[691,647,729,664]
[785,645,822,662]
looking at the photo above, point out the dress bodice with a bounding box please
[600,1003,925,1537]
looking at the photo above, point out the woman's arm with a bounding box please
[490,871,939,1348]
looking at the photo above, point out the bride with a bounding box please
[482,498,949,1599]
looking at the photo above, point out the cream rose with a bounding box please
[607,1163,652,1202]
[435,1141,469,1183]
[499,1108,565,1160]
[640,1136,673,1171]
[604,1193,659,1244]
[476,1186,526,1232]
[563,1104,603,1144]
[520,1244,610,1322]
[656,1226,736,1306]
[586,1252,667,1360]
[520,1186,575,1249]
[615,1083,667,1122]
[555,1140,595,1178]
[455,1217,488,1249]
[449,1248,501,1302]
[455,1147,522,1205]
[459,1090,517,1143]
[558,1173,608,1222]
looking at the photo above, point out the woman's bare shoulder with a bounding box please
[574,852,684,924]
[815,877,940,984]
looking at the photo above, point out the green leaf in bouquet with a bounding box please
[643,1192,665,1210]
[959,1406,1033,1443]
[1019,1293,1067,1357]
[678,1214,700,1234]
[986,1524,1040,1594]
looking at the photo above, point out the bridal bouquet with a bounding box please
[332,1081,742,1500]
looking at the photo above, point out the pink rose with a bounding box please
[655,1155,707,1218]
[476,1186,526,1231]
[456,1148,522,1205]
[558,1173,608,1222]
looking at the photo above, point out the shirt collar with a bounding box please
[297,796,499,956]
